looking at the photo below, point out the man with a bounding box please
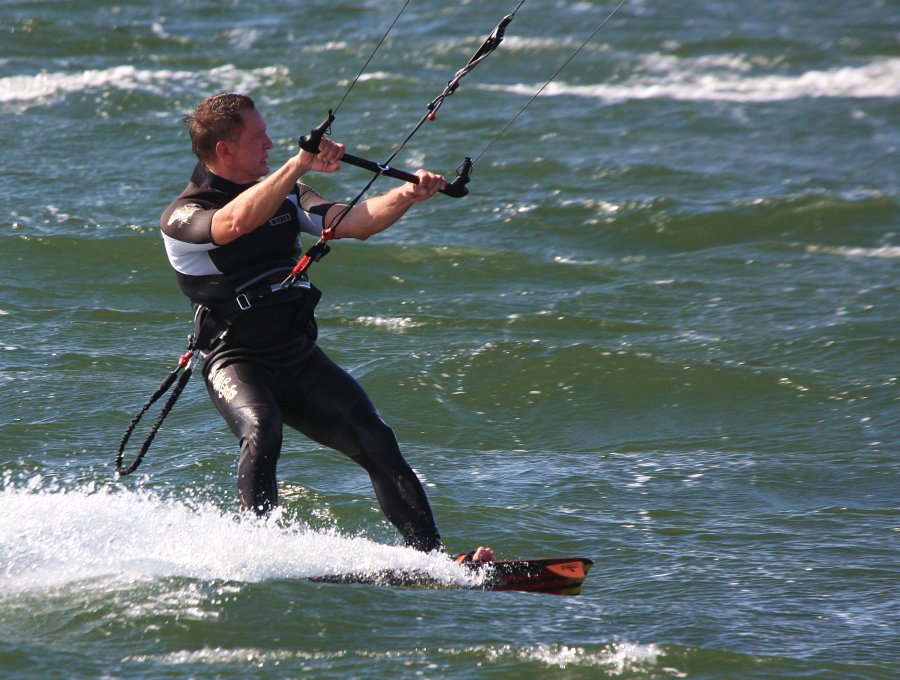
[161,93,491,561]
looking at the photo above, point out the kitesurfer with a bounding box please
[160,93,492,561]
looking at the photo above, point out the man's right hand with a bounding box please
[300,137,344,174]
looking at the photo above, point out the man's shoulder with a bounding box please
[160,184,223,242]
[162,164,229,215]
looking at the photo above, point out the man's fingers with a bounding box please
[414,170,446,196]
[318,139,345,163]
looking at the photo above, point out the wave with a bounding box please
[127,641,664,673]
[806,245,900,259]
[591,191,898,252]
[4,53,896,111]
[482,55,900,102]
[0,64,286,107]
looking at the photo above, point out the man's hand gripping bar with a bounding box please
[299,112,472,198]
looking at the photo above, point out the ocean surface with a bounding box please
[1,0,898,678]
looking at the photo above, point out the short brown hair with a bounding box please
[184,93,256,163]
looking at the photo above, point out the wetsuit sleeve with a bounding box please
[160,199,221,276]
[295,183,337,236]
[161,199,217,244]
[296,183,332,213]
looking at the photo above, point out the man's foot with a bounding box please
[453,546,495,564]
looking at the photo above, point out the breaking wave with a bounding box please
[483,55,900,102]
[0,64,287,108]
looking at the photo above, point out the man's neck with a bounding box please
[194,164,255,195]
[206,162,260,186]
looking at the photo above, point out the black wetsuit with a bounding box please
[160,163,441,552]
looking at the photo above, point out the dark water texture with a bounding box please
[1,0,898,678]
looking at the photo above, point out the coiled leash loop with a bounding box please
[115,346,196,476]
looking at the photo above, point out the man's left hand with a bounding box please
[402,169,446,203]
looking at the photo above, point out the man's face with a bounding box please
[224,107,273,182]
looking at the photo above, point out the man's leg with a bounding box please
[280,346,442,552]
[205,359,282,516]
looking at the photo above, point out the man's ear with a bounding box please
[215,139,233,162]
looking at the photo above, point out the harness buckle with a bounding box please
[236,293,251,311]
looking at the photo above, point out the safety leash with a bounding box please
[115,345,196,476]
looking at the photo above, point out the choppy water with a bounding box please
[1,0,898,678]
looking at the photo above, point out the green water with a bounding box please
[1,0,898,677]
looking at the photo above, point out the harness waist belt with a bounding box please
[236,279,311,311]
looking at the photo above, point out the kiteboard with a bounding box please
[310,556,593,596]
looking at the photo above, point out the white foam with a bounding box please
[127,647,317,666]
[6,54,895,110]
[0,64,285,106]
[0,478,471,595]
[501,35,587,52]
[127,641,665,671]
[355,315,420,330]
[355,70,399,83]
[806,245,900,259]
[490,642,664,672]
[482,55,900,102]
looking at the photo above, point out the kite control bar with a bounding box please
[299,112,472,198]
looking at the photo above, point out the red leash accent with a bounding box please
[282,229,336,288]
